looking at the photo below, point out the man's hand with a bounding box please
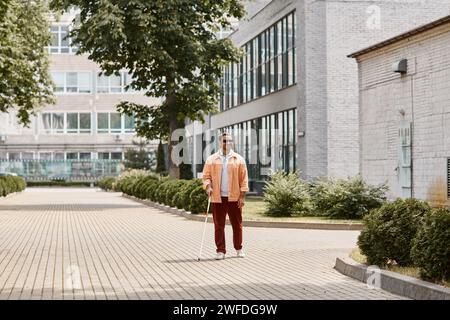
[237,193,245,208]
[206,185,213,197]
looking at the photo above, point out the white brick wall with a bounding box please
[357,21,450,200]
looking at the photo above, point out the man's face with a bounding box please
[220,135,233,154]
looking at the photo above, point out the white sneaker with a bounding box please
[215,252,225,260]
[236,249,245,258]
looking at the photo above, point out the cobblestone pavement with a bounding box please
[0,188,405,300]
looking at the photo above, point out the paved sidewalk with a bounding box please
[0,188,404,300]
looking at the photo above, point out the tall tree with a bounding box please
[0,0,55,126]
[50,0,244,178]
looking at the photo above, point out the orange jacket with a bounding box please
[202,150,249,203]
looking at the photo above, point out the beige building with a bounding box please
[0,10,158,166]
[350,15,450,201]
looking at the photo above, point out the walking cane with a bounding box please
[197,196,211,261]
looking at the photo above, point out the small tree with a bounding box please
[124,140,150,170]
[156,141,166,174]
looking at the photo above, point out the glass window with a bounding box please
[123,73,136,92]
[80,113,91,133]
[22,152,34,160]
[97,74,109,93]
[52,113,64,133]
[98,152,110,160]
[60,26,70,53]
[42,113,52,133]
[39,153,52,160]
[110,113,121,133]
[66,152,78,160]
[67,113,78,133]
[110,74,122,93]
[287,14,293,49]
[66,72,78,92]
[78,72,91,93]
[97,113,109,132]
[288,49,294,86]
[52,72,65,92]
[218,11,296,109]
[124,114,134,132]
[111,152,122,160]
[80,152,91,160]
[54,153,65,160]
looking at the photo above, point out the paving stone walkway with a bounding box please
[0,188,405,300]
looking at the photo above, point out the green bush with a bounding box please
[310,176,388,219]
[135,176,158,199]
[174,179,202,209]
[164,179,188,207]
[145,179,162,201]
[153,178,173,204]
[98,177,116,191]
[0,179,9,196]
[358,198,431,266]
[0,176,26,196]
[411,208,450,282]
[263,171,311,217]
[188,184,208,214]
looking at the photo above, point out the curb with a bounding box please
[334,256,450,300]
[122,193,363,231]
[0,191,20,199]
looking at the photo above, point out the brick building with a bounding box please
[350,15,450,201]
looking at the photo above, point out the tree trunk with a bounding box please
[166,93,180,179]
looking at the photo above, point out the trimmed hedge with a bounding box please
[97,177,116,190]
[98,170,207,215]
[357,198,431,266]
[411,208,450,282]
[0,176,27,197]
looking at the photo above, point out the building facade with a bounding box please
[350,15,450,201]
[186,0,450,193]
[0,10,159,178]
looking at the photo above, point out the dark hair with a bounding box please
[219,132,232,140]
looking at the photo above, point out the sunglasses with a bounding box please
[222,140,233,144]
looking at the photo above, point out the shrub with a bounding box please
[113,169,154,193]
[153,178,172,204]
[0,176,26,196]
[0,179,9,196]
[135,176,158,199]
[310,175,388,219]
[98,177,116,191]
[145,179,162,201]
[411,208,450,282]
[358,198,431,266]
[263,171,311,217]
[174,179,202,209]
[164,179,188,207]
[188,184,208,214]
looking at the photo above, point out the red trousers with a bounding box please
[212,197,243,254]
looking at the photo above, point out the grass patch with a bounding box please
[243,196,362,224]
[349,248,450,288]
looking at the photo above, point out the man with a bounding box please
[202,132,249,260]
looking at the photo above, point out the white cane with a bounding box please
[197,196,211,261]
